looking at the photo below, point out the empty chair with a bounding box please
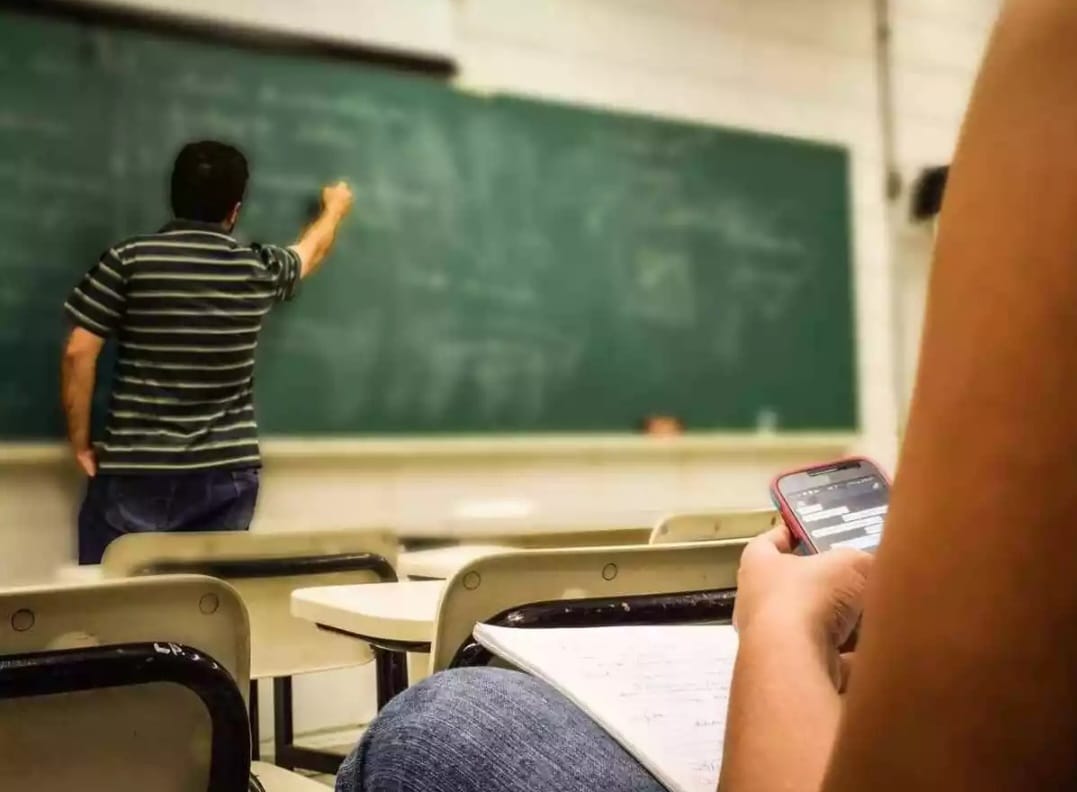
[0,575,324,791]
[429,540,746,673]
[102,529,398,774]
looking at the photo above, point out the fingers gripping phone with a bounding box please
[771,457,890,554]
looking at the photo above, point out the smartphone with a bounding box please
[770,457,889,554]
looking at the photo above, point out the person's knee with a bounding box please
[337,667,665,792]
[336,668,546,792]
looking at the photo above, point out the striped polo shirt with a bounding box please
[64,220,301,474]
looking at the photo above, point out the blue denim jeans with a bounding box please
[77,468,260,565]
[337,668,666,792]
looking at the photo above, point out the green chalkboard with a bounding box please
[0,9,857,438]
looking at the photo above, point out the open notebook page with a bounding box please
[473,623,738,792]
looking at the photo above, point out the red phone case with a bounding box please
[769,456,889,551]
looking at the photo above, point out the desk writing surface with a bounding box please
[291,580,443,645]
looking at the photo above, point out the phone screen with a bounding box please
[784,472,889,553]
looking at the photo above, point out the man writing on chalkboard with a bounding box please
[60,140,354,564]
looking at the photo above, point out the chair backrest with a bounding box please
[0,576,249,792]
[102,530,398,679]
[648,509,776,545]
[429,541,746,671]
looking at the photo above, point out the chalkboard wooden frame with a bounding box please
[0,433,858,467]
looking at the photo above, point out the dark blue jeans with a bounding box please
[77,468,260,565]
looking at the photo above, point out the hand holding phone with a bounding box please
[771,457,889,554]
[734,521,873,657]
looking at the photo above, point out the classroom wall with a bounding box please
[889,0,1002,415]
[0,0,1002,747]
[68,0,456,58]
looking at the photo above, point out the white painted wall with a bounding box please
[889,0,1002,414]
[70,0,456,58]
[1,0,1004,749]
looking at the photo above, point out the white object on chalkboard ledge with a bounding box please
[755,408,779,434]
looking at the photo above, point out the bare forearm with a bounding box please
[823,1,1077,788]
[720,616,841,792]
[61,352,95,452]
[295,206,348,278]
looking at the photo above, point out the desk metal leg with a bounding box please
[374,648,409,710]
[272,675,349,775]
[273,677,294,771]
[249,680,260,761]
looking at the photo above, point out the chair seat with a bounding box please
[251,762,331,790]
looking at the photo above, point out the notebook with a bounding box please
[473,623,738,792]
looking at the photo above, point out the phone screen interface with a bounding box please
[786,473,888,552]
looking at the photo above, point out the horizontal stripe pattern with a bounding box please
[118,357,255,372]
[117,374,254,390]
[121,340,258,353]
[64,220,302,473]
[102,437,258,454]
[129,271,261,282]
[129,287,278,301]
[109,404,255,425]
[63,249,127,337]
[126,306,272,318]
[117,240,246,254]
[107,421,257,439]
[124,324,260,336]
[112,388,254,406]
[115,345,256,368]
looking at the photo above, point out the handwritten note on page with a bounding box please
[473,623,738,792]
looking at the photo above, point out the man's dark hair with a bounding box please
[170,141,249,223]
